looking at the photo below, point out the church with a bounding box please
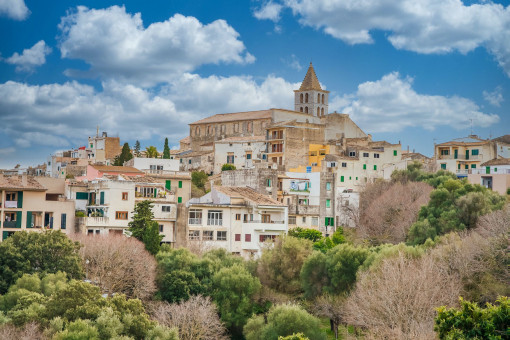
[181,63,368,173]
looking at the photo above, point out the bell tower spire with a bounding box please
[294,62,329,116]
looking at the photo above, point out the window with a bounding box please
[203,231,214,240]
[288,216,296,225]
[207,210,223,225]
[319,149,326,155]
[374,165,377,170]
[189,230,200,240]
[471,149,479,155]
[178,197,182,203]
[471,164,476,169]
[374,153,380,158]
[363,164,366,170]
[349,151,356,157]
[227,153,234,164]
[116,211,128,220]
[217,231,227,241]
[262,214,271,223]
[235,234,241,241]
[326,199,331,208]
[234,123,239,132]
[266,178,272,187]
[441,163,446,170]
[159,225,164,232]
[61,213,67,230]
[440,149,449,155]
[393,150,397,156]
[246,153,252,160]
[305,93,309,103]
[312,217,318,226]
[300,107,303,112]
[342,162,347,168]
[465,164,469,170]
[318,93,321,102]
[363,152,369,157]
[236,214,241,221]
[178,181,182,188]
[260,235,276,242]
[305,106,308,113]
[162,206,171,212]
[302,216,306,223]
[76,192,88,200]
[325,217,334,226]
[322,94,325,104]
[122,192,128,200]
[195,126,200,136]
[245,234,251,242]
[326,182,331,190]
[188,160,191,164]
[300,93,303,103]
[189,209,202,224]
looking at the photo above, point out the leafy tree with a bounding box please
[212,264,261,334]
[146,146,159,158]
[279,334,310,340]
[158,270,204,303]
[191,171,208,189]
[128,201,162,254]
[300,251,328,299]
[435,296,509,339]
[0,231,83,294]
[257,236,314,294]
[113,142,133,166]
[244,304,326,340]
[221,164,236,171]
[163,138,170,159]
[134,140,141,157]
[288,228,323,242]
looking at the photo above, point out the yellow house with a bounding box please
[289,144,330,173]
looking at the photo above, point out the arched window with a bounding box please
[322,94,325,104]
[318,94,320,102]
[317,107,320,116]
[300,93,303,103]
[207,126,212,135]
[305,93,308,103]
[195,126,200,136]
[221,125,226,133]
[305,106,308,113]
[247,122,253,132]
[321,108,324,116]
[300,107,303,112]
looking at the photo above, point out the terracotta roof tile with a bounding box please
[215,136,266,143]
[92,165,144,173]
[297,62,324,91]
[190,110,272,125]
[481,158,510,166]
[215,186,284,206]
[0,175,46,191]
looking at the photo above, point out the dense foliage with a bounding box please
[128,200,163,254]
[163,137,170,159]
[221,164,236,171]
[113,142,133,166]
[0,231,83,294]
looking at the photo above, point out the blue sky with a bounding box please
[0,0,509,168]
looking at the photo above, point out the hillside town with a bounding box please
[1,63,509,258]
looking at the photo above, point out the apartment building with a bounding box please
[467,158,510,195]
[213,136,267,174]
[124,157,180,174]
[186,186,288,258]
[0,175,75,241]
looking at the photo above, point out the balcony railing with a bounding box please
[471,168,510,175]
[188,218,202,225]
[4,201,17,208]
[207,219,223,226]
[244,220,285,224]
[2,221,19,228]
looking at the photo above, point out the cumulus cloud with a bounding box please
[5,40,52,72]
[0,0,29,20]
[58,6,254,86]
[331,72,499,133]
[253,1,283,22]
[255,0,510,76]
[483,86,504,107]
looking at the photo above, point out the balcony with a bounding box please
[4,201,18,208]
[207,219,223,226]
[85,217,110,227]
[188,218,202,225]
[2,221,19,228]
[244,220,286,232]
[471,168,510,175]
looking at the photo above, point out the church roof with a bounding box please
[190,110,272,125]
[298,62,323,91]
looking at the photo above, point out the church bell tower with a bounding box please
[294,62,329,117]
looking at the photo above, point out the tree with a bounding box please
[71,234,157,301]
[243,304,326,340]
[221,164,236,171]
[191,171,208,189]
[0,231,83,294]
[128,201,162,254]
[113,142,133,166]
[288,228,323,242]
[435,296,509,340]
[146,146,158,158]
[158,270,204,303]
[310,294,344,340]
[211,264,261,334]
[163,138,171,159]
[299,251,328,299]
[134,140,141,157]
[150,295,229,340]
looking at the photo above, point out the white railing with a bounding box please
[207,219,223,226]
[5,201,17,208]
[471,168,510,175]
[188,218,202,225]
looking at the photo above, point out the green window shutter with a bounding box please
[486,166,490,174]
[2,231,9,240]
[16,212,22,228]
[17,191,23,208]
[393,150,397,156]
[471,164,476,169]
[325,217,329,226]
[341,176,344,182]
[179,181,182,188]
[356,177,358,180]
[178,197,182,203]
[154,189,158,198]
[166,180,171,190]
[61,214,67,230]
[100,192,105,205]
[26,212,32,228]
[326,199,331,208]
[76,192,88,200]
[374,165,377,170]
[363,164,366,170]
[465,164,468,170]
[330,217,334,226]
[458,164,461,169]
[494,168,497,172]
[465,150,469,160]
[441,164,446,170]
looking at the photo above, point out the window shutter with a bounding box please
[16,212,22,228]
[100,192,105,205]
[179,181,182,188]
[178,197,182,203]
[61,214,67,230]
[17,191,23,208]
[259,235,264,242]
[26,211,32,228]
[166,180,171,190]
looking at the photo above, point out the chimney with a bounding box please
[21,173,28,187]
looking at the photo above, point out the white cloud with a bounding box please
[332,72,499,133]
[5,40,52,72]
[0,147,15,156]
[281,54,302,71]
[260,0,510,77]
[483,86,504,107]
[58,6,254,86]
[0,0,29,20]
[254,2,283,22]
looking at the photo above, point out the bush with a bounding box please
[221,164,236,171]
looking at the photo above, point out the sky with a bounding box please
[0,0,509,168]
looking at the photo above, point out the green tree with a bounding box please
[279,334,310,340]
[158,270,204,303]
[134,140,141,157]
[288,228,323,242]
[163,138,170,159]
[191,171,208,189]
[212,264,261,334]
[435,296,509,340]
[300,251,328,299]
[0,231,83,294]
[244,304,326,340]
[221,164,236,171]
[146,146,159,158]
[128,201,162,254]
[257,236,314,294]
[113,142,133,166]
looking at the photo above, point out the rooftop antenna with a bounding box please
[96,125,99,137]
[469,119,473,136]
